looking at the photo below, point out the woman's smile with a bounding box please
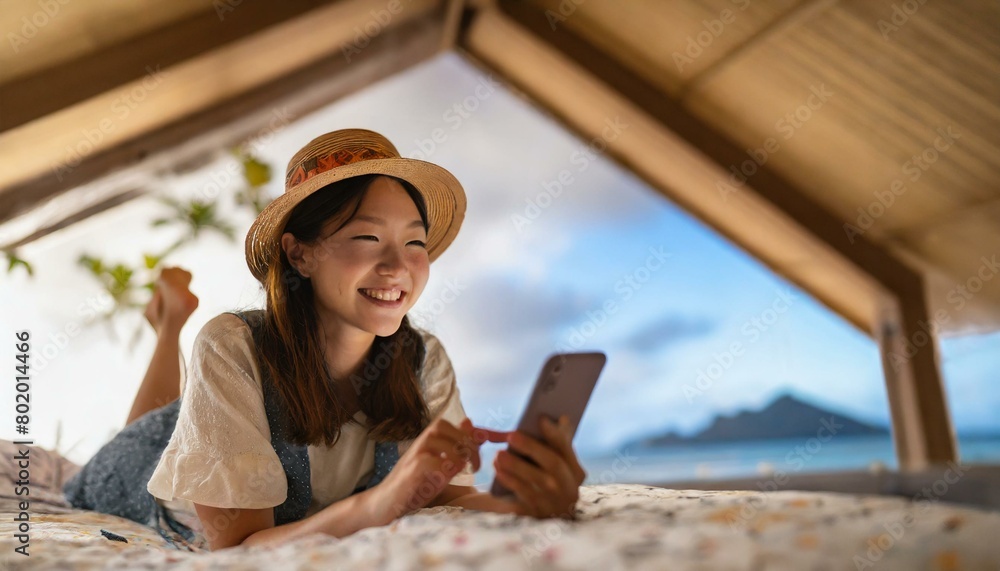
[358,288,407,308]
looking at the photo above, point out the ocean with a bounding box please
[470,434,1000,489]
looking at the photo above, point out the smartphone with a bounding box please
[489,351,607,498]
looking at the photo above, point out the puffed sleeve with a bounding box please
[147,313,287,508]
[416,329,476,487]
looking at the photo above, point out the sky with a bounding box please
[2,52,997,466]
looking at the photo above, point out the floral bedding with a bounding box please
[2,440,999,570]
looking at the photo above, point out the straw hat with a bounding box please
[245,128,467,283]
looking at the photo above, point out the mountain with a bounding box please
[634,393,889,447]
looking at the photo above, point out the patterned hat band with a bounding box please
[285,146,397,189]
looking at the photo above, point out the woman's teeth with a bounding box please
[361,288,402,301]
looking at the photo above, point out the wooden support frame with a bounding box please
[0,0,445,239]
[0,0,344,132]
[457,1,957,469]
[877,289,959,471]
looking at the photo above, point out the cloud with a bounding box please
[622,315,715,353]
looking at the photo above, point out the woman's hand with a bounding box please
[372,417,483,521]
[491,415,587,519]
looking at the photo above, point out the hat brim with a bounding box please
[245,158,466,284]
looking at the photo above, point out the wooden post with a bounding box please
[876,280,957,471]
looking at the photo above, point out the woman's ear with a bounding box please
[280,232,311,278]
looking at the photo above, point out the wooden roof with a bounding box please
[1,0,997,336]
[2,0,994,468]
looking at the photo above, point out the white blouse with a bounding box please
[147,313,475,527]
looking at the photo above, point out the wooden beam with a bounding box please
[0,0,342,132]
[440,0,466,50]
[877,285,958,470]
[493,0,919,294]
[460,3,878,331]
[0,0,443,230]
[679,0,839,98]
[459,1,956,468]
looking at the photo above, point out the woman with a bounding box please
[64,129,586,552]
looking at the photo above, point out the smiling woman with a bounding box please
[59,128,588,552]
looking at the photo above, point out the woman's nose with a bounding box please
[376,245,406,275]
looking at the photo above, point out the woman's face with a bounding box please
[291,176,430,338]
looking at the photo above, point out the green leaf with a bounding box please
[108,264,134,298]
[242,155,272,187]
[5,251,34,277]
[78,254,103,275]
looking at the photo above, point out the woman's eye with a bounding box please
[353,235,425,247]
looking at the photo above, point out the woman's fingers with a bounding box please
[473,425,511,444]
[432,417,476,444]
[540,415,586,485]
[421,434,479,474]
[507,427,574,482]
[457,419,486,471]
[496,449,566,496]
[495,417,584,519]
[503,434,577,507]
[422,420,483,472]
[494,456,552,517]
[420,435,464,464]
[445,420,485,471]
[382,418,491,517]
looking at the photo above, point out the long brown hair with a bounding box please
[257,174,430,446]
